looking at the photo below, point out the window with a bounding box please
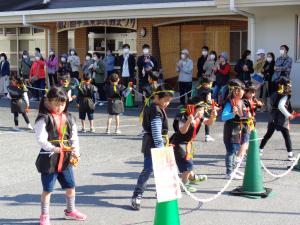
[0,28,3,35]
[20,27,31,34]
[33,28,44,34]
[296,15,300,62]
[5,28,17,35]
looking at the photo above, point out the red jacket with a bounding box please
[30,60,45,79]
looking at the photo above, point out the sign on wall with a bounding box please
[57,19,137,32]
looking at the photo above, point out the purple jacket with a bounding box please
[46,55,58,74]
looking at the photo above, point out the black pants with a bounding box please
[260,123,292,152]
[178,82,192,105]
[14,112,30,126]
[205,125,210,135]
[48,72,58,87]
[95,82,106,101]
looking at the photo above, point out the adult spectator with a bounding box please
[272,44,292,82]
[46,48,58,86]
[119,44,136,87]
[234,50,254,83]
[176,49,193,105]
[105,49,115,80]
[137,44,158,90]
[0,53,10,97]
[197,46,209,81]
[30,52,46,101]
[67,48,80,80]
[92,52,106,105]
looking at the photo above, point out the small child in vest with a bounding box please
[34,87,86,225]
[221,79,250,180]
[7,75,33,131]
[105,73,126,134]
[260,77,296,161]
[131,84,174,210]
[170,97,217,192]
[76,73,98,132]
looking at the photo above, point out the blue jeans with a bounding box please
[224,143,240,175]
[33,78,46,100]
[213,84,223,103]
[133,154,153,198]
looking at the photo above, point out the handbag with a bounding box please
[111,99,124,114]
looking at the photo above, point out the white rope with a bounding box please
[178,156,244,203]
[26,86,47,91]
[261,154,300,178]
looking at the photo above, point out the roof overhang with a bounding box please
[0,1,235,24]
[217,0,300,8]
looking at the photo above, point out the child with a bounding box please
[260,77,296,161]
[196,77,215,142]
[76,73,97,133]
[142,70,160,101]
[221,79,250,179]
[131,84,174,210]
[105,73,125,134]
[235,81,262,165]
[34,87,86,225]
[58,54,70,76]
[170,97,217,192]
[58,74,73,102]
[7,75,33,131]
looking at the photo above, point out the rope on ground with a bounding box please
[178,156,244,203]
[26,85,47,91]
[261,154,300,178]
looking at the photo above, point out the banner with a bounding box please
[57,19,137,32]
[151,147,182,203]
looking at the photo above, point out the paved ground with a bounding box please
[0,98,300,225]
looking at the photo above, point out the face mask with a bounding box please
[23,55,28,59]
[123,48,130,54]
[247,55,251,60]
[210,54,215,60]
[267,57,272,63]
[202,50,208,56]
[181,54,186,60]
[86,56,91,60]
[280,49,285,55]
[93,56,98,61]
[49,51,54,55]
[106,52,111,56]
[35,57,40,61]
[143,48,149,55]
[0,56,4,61]
[61,57,66,62]
[70,51,75,56]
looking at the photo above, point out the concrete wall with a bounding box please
[249,6,300,107]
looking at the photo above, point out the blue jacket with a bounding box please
[105,55,115,72]
[0,60,10,77]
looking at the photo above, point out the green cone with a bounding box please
[153,200,180,225]
[125,93,134,107]
[295,158,300,170]
[242,129,265,193]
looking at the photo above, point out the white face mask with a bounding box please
[86,56,91,61]
[143,48,149,55]
[70,51,75,56]
[210,54,215,60]
[49,51,54,55]
[202,50,208,56]
[61,57,66,62]
[35,57,40,61]
[280,49,285,55]
[93,56,98,61]
[181,54,186,60]
[123,48,130,54]
[247,55,251,60]
[23,55,28,59]
[0,56,4,61]
[266,57,272,63]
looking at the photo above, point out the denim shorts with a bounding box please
[240,132,250,145]
[79,111,94,120]
[176,157,194,173]
[41,166,75,192]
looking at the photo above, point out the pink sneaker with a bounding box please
[64,209,87,221]
[40,214,50,225]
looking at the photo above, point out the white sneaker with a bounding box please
[225,173,243,180]
[98,102,104,106]
[12,127,21,132]
[105,129,110,134]
[27,124,33,130]
[259,148,264,156]
[115,129,121,134]
[288,152,296,161]
[205,135,215,142]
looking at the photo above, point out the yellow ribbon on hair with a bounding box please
[277,84,284,94]
[138,90,175,123]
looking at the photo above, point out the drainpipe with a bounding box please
[22,15,51,57]
[230,0,255,60]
